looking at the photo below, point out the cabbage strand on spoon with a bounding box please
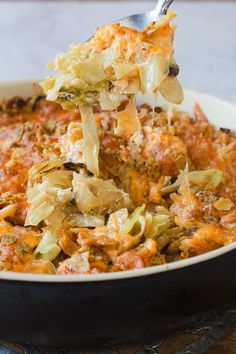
[41,11,183,175]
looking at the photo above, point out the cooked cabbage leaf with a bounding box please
[69,213,105,227]
[114,97,141,138]
[28,158,65,185]
[107,206,146,239]
[122,204,146,236]
[79,104,100,175]
[25,179,73,227]
[139,54,169,94]
[213,197,234,211]
[188,169,224,190]
[161,169,224,195]
[72,173,131,215]
[35,231,61,261]
[145,212,171,238]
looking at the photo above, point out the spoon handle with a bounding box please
[154,0,174,16]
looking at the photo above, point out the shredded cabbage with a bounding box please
[26,164,123,228]
[107,204,171,240]
[145,211,171,238]
[73,52,105,84]
[35,231,61,261]
[102,47,116,69]
[161,169,224,195]
[188,169,224,190]
[122,204,145,236]
[161,171,184,194]
[99,89,121,110]
[107,208,129,235]
[107,205,146,239]
[72,173,131,215]
[28,158,64,184]
[25,179,73,227]
[113,62,138,80]
[69,213,105,227]
[25,186,55,226]
[139,54,169,94]
[44,170,73,189]
[79,104,100,175]
[114,97,141,138]
[213,197,234,211]
[25,168,74,227]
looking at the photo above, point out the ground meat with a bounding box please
[112,240,158,271]
[180,223,236,257]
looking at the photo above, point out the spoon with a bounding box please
[116,0,174,31]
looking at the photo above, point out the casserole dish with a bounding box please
[0,79,235,347]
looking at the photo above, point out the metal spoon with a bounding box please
[116,0,174,31]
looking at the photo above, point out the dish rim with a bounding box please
[0,78,235,283]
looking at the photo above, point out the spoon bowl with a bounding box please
[115,0,174,30]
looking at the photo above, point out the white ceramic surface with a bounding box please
[0,79,236,283]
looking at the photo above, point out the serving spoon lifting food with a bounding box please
[116,0,174,30]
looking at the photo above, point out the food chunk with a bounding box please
[41,12,183,110]
[180,223,236,257]
[112,239,158,271]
